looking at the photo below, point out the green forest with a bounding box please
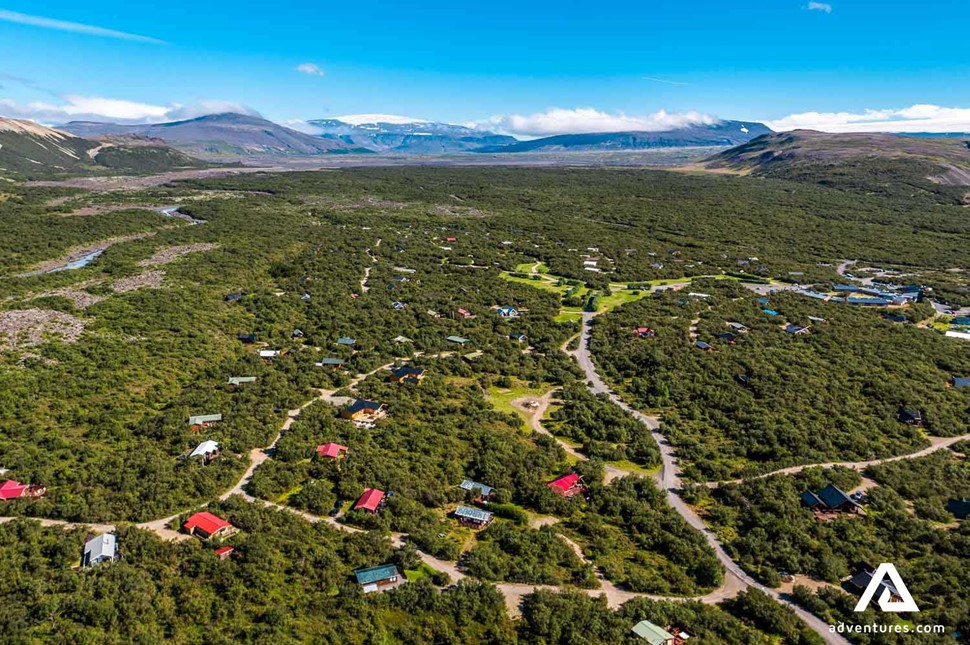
[589,281,970,480]
[1,165,968,641]
[686,451,970,637]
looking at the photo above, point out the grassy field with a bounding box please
[404,562,441,582]
[486,381,554,427]
[501,269,756,319]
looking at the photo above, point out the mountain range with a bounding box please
[307,116,517,154]
[0,117,207,179]
[474,120,772,153]
[56,112,773,158]
[61,113,373,158]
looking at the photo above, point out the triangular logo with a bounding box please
[853,563,920,613]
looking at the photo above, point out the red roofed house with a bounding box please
[316,442,349,459]
[635,327,657,338]
[354,488,385,514]
[183,511,236,540]
[214,546,235,560]
[0,480,45,500]
[547,473,585,497]
[457,308,475,319]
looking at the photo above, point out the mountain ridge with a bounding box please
[703,129,970,202]
[307,117,517,154]
[0,117,207,179]
[61,113,373,158]
[474,120,772,153]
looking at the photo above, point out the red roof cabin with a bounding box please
[354,488,385,514]
[316,442,349,459]
[457,308,474,318]
[635,327,657,338]
[183,511,236,540]
[214,546,235,560]
[0,480,45,500]
[547,473,585,497]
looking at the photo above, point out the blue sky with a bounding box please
[3,0,970,135]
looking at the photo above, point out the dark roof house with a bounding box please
[389,365,425,384]
[898,408,924,426]
[947,498,970,520]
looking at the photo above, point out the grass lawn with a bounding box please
[500,271,568,294]
[513,261,550,274]
[277,484,304,504]
[404,562,440,582]
[607,459,662,478]
[486,380,554,426]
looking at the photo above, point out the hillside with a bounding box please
[703,129,970,201]
[62,113,373,158]
[474,120,771,153]
[308,116,517,153]
[0,118,207,179]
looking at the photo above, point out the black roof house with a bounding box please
[848,569,901,601]
[947,498,970,520]
[801,484,863,514]
[898,408,924,426]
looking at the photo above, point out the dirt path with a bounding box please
[703,433,970,489]
[512,391,587,463]
[0,516,116,534]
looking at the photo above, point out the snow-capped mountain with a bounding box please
[307,116,518,153]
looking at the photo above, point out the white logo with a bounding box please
[854,563,920,613]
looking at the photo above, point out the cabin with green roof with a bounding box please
[354,564,401,593]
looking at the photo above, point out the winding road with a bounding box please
[704,433,970,489]
[571,313,850,644]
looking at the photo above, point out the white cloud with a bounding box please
[295,63,325,77]
[0,9,164,44]
[767,104,970,133]
[806,2,832,13]
[167,101,261,121]
[0,95,260,125]
[471,107,718,137]
[283,119,322,134]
